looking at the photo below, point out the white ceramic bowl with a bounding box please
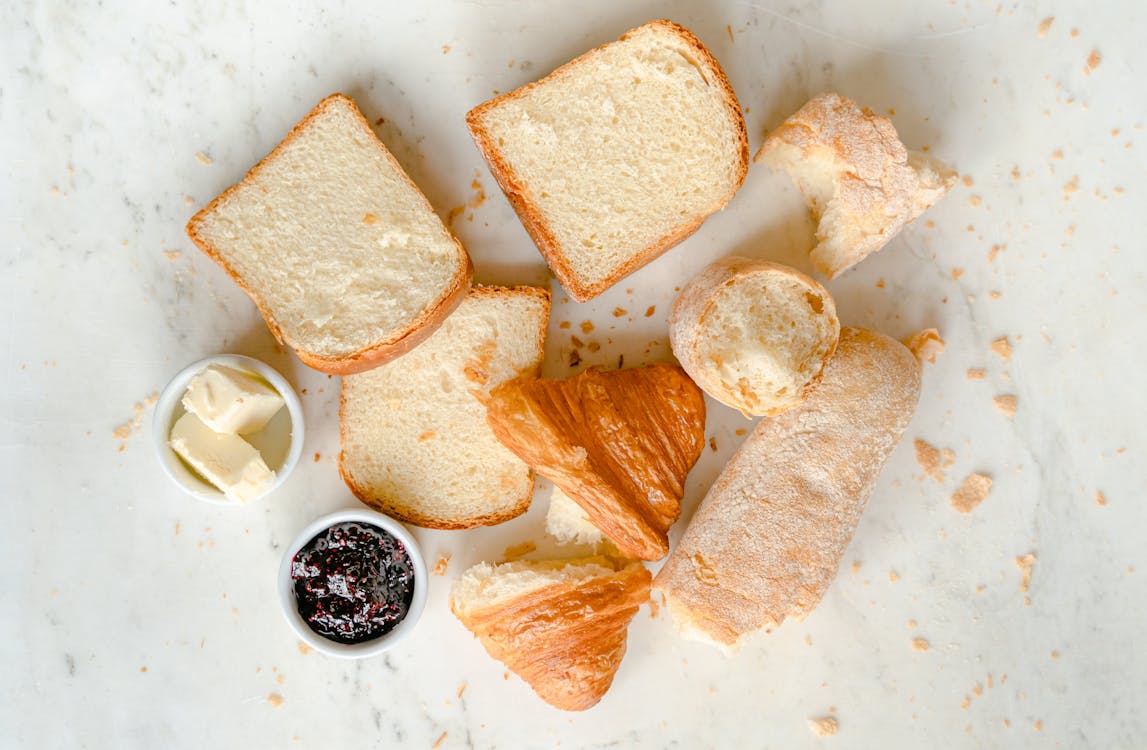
[277,509,428,658]
[152,354,304,505]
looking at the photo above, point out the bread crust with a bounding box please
[653,328,922,647]
[338,284,551,529]
[186,93,473,374]
[466,19,749,302]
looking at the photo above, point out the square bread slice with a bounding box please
[187,93,472,374]
[467,19,749,302]
[339,286,550,528]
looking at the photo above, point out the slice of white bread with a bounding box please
[467,19,749,301]
[668,257,840,416]
[187,93,473,374]
[339,286,550,528]
[653,328,921,649]
[450,556,651,711]
[754,93,957,279]
[546,486,606,545]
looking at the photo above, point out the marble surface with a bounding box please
[3,0,1145,747]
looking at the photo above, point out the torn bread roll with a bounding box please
[547,486,606,546]
[669,256,839,416]
[653,328,921,649]
[754,93,956,278]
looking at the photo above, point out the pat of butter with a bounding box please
[181,365,284,435]
[170,412,275,504]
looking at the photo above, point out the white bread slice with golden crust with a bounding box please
[467,19,749,302]
[754,93,957,279]
[653,328,921,650]
[187,93,472,374]
[668,257,839,417]
[339,286,549,528]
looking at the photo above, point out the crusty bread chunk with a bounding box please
[450,556,650,711]
[485,365,706,560]
[467,19,748,301]
[669,257,840,416]
[187,93,472,374]
[339,286,549,528]
[755,93,956,278]
[653,328,921,649]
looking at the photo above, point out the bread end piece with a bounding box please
[754,93,956,279]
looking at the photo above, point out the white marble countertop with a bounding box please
[4,1,1145,747]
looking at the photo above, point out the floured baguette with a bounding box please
[467,19,748,301]
[668,256,839,416]
[485,365,706,560]
[653,328,921,649]
[754,93,956,278]
[340,286,549,528]
[187,93,472,374]
[450,556,650,711]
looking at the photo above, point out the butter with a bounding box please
[170,412,275,504]
[181,365,284,435]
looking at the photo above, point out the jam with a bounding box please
[290,522,415,644]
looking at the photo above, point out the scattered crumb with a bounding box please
[297,642,312,655]
[1051,149,1064,160]
[1095,490,1107,506]
[951,474,993,513]
[431,554,451,576]
[457,681,467,698]
[851,561,862,575]
[163,250,181,262]
[570,335,584,349]
[612,308,627,318]
[441,44,451,54]
[503,671,510,680]
[989,291,1002,299]
[805,634,813,646]
[709,437,718,452]
[1063,176,1079,200]
[735,428,746,436]
[808,717,838,737]
[432,731,448,749]
[993,395,1018,417]
[313,452,321,462]
[991,337,1012,361]
[1036,16,1054,38]
[968,195,981,207]
[276,674,285,685]
[502,541,536,561]
[266,693,283,708]
[902,328,945,365]
[972,683,983,697]
[195,152,213,165]
[559,321,570,329]
[468,177,486,209]
[113,421,134,440]
[876,278,885,289]
[1084,50,1102,75]
[907,619,917,629]
[140,666,148,672]
[644,305,656,317]
[447,205,465,225]
[1016,553,1037,593]
[1071,28,1079,38]
[889,571,899,583]
[962,175,974,187]
[989,243,1006,263]
[174,522,180,536]
[912,638,930,651]
[726,24,734,42]
[966,369,986,380]
[578,320,595,335]
[1051,650,1060,659]
[914,439,950,482]
[1034,720,1043,732]
[951,268,964,280]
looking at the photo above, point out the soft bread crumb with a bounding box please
[993,395,1018,417]
[914,439,950,482]
[1096,490,1107,506]
[991,337,1012,360]
[967,369,986,380]
[952,474,992,513]
[1084,50,1102,75]
[432,554,451,576]
[266,693,283,707]
[808,716,838,736]
[912,638,930,651]
[902,328,945,364]
[1016,553,1037,592]
[1037,17,1054,37]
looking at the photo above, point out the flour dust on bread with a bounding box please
[187,93,472,374]
[755,93,956,279]
[467,19,749,301]
[340,286,549,529]
[669,257,840,416]
[450,556,651,711]
[653,328,922,649]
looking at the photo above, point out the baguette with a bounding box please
[653,328,921,648]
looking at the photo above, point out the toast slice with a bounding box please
[754,93,956,279]
[450,556,651,711]
[467,19,748,301]
[653,328,922,649]
[485,365,706,560]
[339,286,550,528]
[187,93,473,374]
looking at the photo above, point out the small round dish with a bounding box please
[278,508,428,658]
[152,354,304,506]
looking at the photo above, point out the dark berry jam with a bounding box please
[290,522,416,644]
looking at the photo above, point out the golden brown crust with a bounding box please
[466,19,749,302]
[451,559,651,711]
[338,285,551,529]
[485,364,706,559]
[186,93,473,374]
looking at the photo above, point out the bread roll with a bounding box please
[653,328,921,649]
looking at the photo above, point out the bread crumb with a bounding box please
[432,731,448,749]
[1071,27,1080,38]
[966,369,986,380]
[735,428,746,436]
[644,305,656,317]
[962,175,974,187]
[914,439,950,482]
[993,395,1018,417]
[876,278,885,289]
[457,681,467,698]
[1084,49,1102,75]
[113,421,134,440]
[952,474,993,513]
[266,693,283,707]
[726,23,734,42]
[163,249,181,262]
[902,328,945,365]
[1034,720,1043,731]
[889,571,899,583]
[1050,650,1060,659]
[1016,553,1036,593]
[431,554,451,576]
[313,452,321,463]
[503,671,509,680]
[807,717,838,737]
[951,268,964,280]
[1095,490,1107,506]
[991,337,1012,361]
[502,541,536,561]
[805,634,813,646]
[276,673,285,685]
[1036,16,1054,37]
[851,561,862,575]
[1051,149,1064,160]
[570,335,584,349]
[989,291,1002,300]
[195,152,213,165]
[297,642,312,655]
[1063,175,1079,201]
[468,177,486,209]
[989,243,1006,262]
[559,321,570,329]
[912,638,930,651]
[612,307,627,318]
[907,619,917,629]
